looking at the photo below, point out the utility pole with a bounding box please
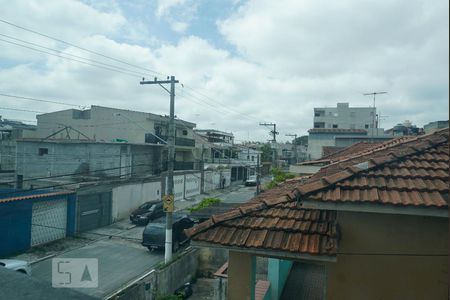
[363,92,387,142]
[256,154,261,196]
[260,122,278,167]
[141,76,179,263]
[286,134,298,164]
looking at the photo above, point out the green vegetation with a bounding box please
[260,143,273,162]
[188,197,221,212]
[264,168,296,190]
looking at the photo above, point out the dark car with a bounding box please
[142,214,195,252]
[130,201,164,225]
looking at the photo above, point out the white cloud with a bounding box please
[156,0,187,18]
[0,0,448,142]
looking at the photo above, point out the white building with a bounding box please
[313,102,376,130]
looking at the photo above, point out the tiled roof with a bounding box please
[186,177,338,256]
[187,129,448,256]
[300,129,449,207]
[308,128,367,134]
[0,190,74,203]
[322,142,379,160]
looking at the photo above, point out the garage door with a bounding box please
[31,199,67,246]
[77,192,112,233]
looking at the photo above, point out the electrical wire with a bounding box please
[0,92,83,108]
[0,18,165,77]
[0,38,142,78]
[0,106,45,113]
[0,33,152,78]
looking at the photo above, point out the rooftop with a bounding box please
[308,128,367,134]
[187,128,449,258]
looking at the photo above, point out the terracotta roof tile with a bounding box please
[300,129,449,208]
[188,129,447,258]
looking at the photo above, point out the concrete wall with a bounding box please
[111,180,162,222]
[36,106,196,144]
[0,140,16,170]
[109,248,199,300]
[204,169,231,192]
[314,103,375,130]
[16,141,161,179]
[326,211,449,300]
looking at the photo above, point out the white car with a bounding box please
[0,259,32,275]
[245,175,258,186]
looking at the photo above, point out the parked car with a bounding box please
[0,259,31,275]
[142,214,195,252]
[174,282,193,299]
[130,201,164,225]
[245,175,258,186]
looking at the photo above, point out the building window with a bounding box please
[332,124,338,128]
[365,124,369,129]
[38,148,48,156]
[182,130,188,136]
[251,156,255,161]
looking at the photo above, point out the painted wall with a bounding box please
[327,211,448,300]
[288,164,322,175]
[314,103,375,130]
[0,200,32,256]
[204,169,231,192]
[267,259,293,300]
[0,191,76,256]
[111,180,161,222]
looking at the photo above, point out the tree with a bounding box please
[293,135,308,146]
[260,143,273,162]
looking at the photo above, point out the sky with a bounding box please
[0,0,448,142]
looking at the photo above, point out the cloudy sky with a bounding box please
[0,0,448,142]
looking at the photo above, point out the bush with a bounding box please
[265,168,296,190]
[188,197,221,212]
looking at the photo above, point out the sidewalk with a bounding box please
[175,183,245,211]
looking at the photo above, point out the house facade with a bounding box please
[16,139,164,181]
[35,106,197,170]
[187,128,449,300]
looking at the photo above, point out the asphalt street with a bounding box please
[30,184,257,299]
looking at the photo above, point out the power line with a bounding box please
[0,106,44,113]
[0,92,82,108]
[0,32,152,78]
[0,38,142,78]
[0,18,165,77]
[182,86,261,122]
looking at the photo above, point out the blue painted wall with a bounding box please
[0,200,32,257]
[267,258,293,300]
[0,190,76,257]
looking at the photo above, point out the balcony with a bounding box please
[145,134,195,147]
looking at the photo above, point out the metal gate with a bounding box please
[31,199,67,246]
[77,192,112,232]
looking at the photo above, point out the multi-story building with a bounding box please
[35,105,197,170]
[195,129,261,182]
[313,102,376,130]
[307,103,392,160]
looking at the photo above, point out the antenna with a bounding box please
[363,91,388,141]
